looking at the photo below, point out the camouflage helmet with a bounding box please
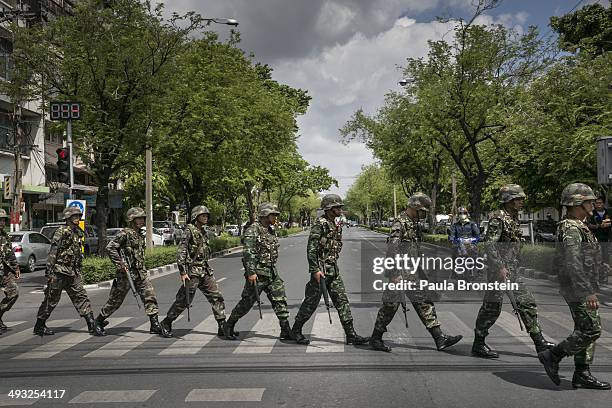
[63,206,83,220]
[126,207,146,222]
[0,209,8,219]
[458,206,469,214]
[407,192,432,211]
[258,202,280,217]
[191,205,210,221]
[499,184,526,203]
[321,194,344,210]
[561,183,597,207]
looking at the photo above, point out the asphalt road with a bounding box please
[1,227,611,408]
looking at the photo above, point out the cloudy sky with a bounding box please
[168,0,605,195]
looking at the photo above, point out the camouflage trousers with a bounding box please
[0,272,19,315]
[37,273,92,319]
[228,269,289,324]
[554,300,601,367]
[374,291,440,333]
[100,272,159,317]
[474,276,541,337]
[165,273,225,322]
[294,264,353,327]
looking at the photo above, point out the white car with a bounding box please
[225,225,240,236]
[106,228,164,246]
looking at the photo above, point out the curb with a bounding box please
[83,245,245,290]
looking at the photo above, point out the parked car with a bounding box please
[9,232,52,272]
[40,222,99,255]
[225,224,240,236]
[153,221,181,245]
[105,228,164,247]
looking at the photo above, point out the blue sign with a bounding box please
[66,199,86,220]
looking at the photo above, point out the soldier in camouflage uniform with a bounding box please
[34,206,104,337]
[223,203,294,341]
[370,193,463,352]
[0,209,20,334]
[472,184,554,358]
[161,205,228,336]
[292,194,369,345]
[95,207,171,338]
[539,183,611,389]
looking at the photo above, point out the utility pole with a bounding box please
[451,172,457,222]
[11,106,23,232]
[393,184,397,219]
[145,128,153,248]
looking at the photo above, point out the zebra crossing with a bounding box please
[2,310,612,360]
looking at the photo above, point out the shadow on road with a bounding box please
[493,370,571,391]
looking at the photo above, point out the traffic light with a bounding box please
[56,147,70,184]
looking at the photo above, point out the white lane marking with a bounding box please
[437,311,474,340]
[233,314,279,354]
[158,316,217,355]
[0,319,78,352]
[544,311,612,351]
[12,318,131,360]
[3,321,26,328]
[0,393,39,406]
[496,311,557,352]
[69,390,156,404]
[217,277,226,283]
[85,316,182,358]
[306,312,345,353]
[185,388,265,402]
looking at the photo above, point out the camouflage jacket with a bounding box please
[484,209,523,275]
[106,227,146,278]
[556,217,600,301]
[0,230,18,275]
[177,224,212,276]
[307,215,342,274]
[385,213,422,279]
[243,221,279,277]
[46,224,84,278]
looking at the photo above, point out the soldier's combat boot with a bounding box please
[149,314,172,338]
[85,313,105,337]
[538,348,562,386]
[95,313,109,328]
[292,321,310,345]
[471,335,498,358]
[0,312,7,332]
[343,322,370,345]
[369,328,391,352]
[217,319,238,337]
[429,326,463,351]
[531,332,555,353]
[279,320,295,340]
[160,317,172,336]
[572,366,611,390]
[33,318,54,336]
[223,319,239,340]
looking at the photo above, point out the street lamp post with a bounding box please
[144,16,238,248]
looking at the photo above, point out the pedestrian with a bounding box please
[161,205,228,336]
[369,193,463,352]
[0,209,20,334]
[587,196,611,284]
[471,184,554,358]
[539,183,610,389]
[292,194,369,346]
[96,207,171,338]
[34,206,104,336]
[223,203,294,341]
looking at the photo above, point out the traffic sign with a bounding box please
[66,199,86,220]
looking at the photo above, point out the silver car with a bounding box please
[9,232,52,272]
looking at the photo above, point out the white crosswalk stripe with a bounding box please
[185,388,265,402]
[495,311,537,351]
[437,311,474,339]
[233,315,279,354]
[158,316,217,356]
[69,390,156,404]
[84,316,182,358]
[3,321,26,328]
[543,311,612,351]
[306,312,345,353]
[13,318,131,360]
[0,394,39,406]
[0,319,78,353]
